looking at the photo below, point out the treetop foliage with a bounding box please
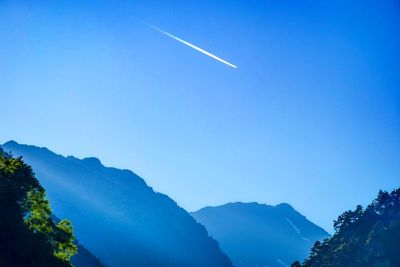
[0,150,77,267]
[292,188,400,267]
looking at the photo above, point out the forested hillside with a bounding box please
[292,188,400,267]
[0,148,76,267]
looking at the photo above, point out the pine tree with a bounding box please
[292,188,400,267]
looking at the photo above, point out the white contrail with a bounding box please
[146,23,237,69]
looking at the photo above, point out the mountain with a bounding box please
[191,202,330,267]
[72,242,105,267]
[292,188,400,267]
[1,141,233,267]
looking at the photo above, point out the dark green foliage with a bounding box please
[0,149,77,267]
[51,215,104,267]
[292,188,400,267]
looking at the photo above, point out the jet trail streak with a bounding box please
[147,24,237,69]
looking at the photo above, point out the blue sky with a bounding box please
[1,0,399,231]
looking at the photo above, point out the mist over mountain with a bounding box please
[191,202,330,267]
[72,242,105,267]
[1,141,232,267]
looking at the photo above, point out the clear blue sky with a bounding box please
[1,0,399,231]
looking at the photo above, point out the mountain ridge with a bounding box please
[1,140,233,267]
[191,201,330,267]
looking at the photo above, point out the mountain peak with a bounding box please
[82,157,102,167]
[191,201,330,267]
[276,202,295,211]
[3,140,18,146]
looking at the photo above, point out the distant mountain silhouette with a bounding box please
[1,141,233,267]
[191,202,330,267]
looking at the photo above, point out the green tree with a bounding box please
[0,149,77,266]
[293,188,400,267]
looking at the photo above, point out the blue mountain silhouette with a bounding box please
[191,202,330,267]
[1,141,232,267]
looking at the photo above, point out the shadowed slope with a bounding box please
[2,141,232,267]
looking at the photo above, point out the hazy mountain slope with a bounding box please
[72,242,105,267]
[191,202,330,267]
[2,141,232,267]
